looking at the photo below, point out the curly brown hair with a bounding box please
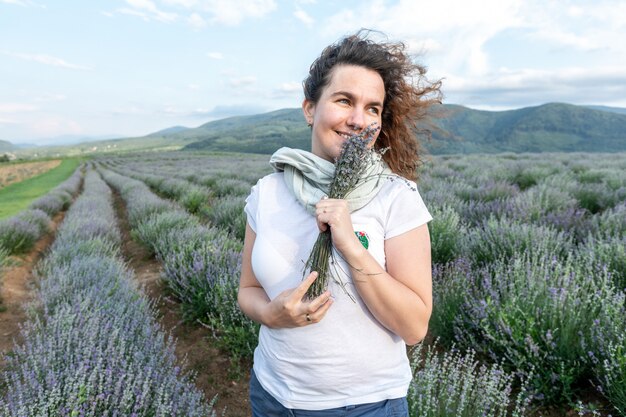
[303,30,442,181]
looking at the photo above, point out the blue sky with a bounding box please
[2,0,626,144]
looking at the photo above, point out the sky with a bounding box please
[1,0,626,145]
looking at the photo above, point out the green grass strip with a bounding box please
[0,159,82,220]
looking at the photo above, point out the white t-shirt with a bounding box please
[245,172,432,410]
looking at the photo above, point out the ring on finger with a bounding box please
[306,313,312,322]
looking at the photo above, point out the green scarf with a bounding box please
[269,147,392,216]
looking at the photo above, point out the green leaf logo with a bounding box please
[355,231,369,249]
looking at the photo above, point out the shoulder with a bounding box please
[376,174,432,237]
[251,172,285,193]
[377,174,421,201]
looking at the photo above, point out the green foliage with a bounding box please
[428,205,464,265]
[572,182,625,214]
[203,196,246,241]
[596,331,626,416]
[464,217,572,266]
[133,210,201,256]
[429,260,472,346]
[210,178,252,198]
[0,245,7,312]
[180,187,210,214]
[0,159,82,219]
[579,235,626,290]
[451,255,623,403]
[408,342,530,417]
[0,218,39,253]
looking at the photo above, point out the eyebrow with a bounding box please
[330,91,384,109]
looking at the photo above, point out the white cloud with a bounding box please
[156,0,277,25]
[0,0,44,6]
[112,0,277,26]
[294,9,314,27]
[444,66,626,108]
[0,103,38,113]
[201,0,277,25]
[207,51,223,60]
[316,0,626,106]
[405,38,442,56]
[229,75,257,86]
[110,106,147,116]
[269,81,303,99]
[120,0,178,22]
[163,0,197,6]
[189,104,267,118]
[31,117,83,137]
[279,82,301,93]
[2,51,91,70]
[187,12,206,28]
[33,94,66,103]
[321,0,524,76]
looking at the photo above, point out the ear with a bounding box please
[302,99,315,125]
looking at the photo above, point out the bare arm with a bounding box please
[237,222,334,328]
[315,199,432,345]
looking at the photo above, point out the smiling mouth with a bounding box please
[335,131,353,139]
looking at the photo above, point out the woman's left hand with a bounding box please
[315,198,363,258]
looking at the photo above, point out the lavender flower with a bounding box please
[303,124,383,299]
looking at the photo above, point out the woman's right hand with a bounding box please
[263,271,333,328]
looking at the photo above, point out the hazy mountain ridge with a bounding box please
[183,103,626,154]
[5,103,626,158]
[430,103,626,153]
[584,105,626,115]
[0,140,16,152]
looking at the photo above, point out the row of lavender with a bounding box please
[101,151,626,415]
[96,164,258,365]
[0,166,83,255]
[99,153,269,240]
[0,169,214,416]
[421,152,626,413]
[95,156,535,416]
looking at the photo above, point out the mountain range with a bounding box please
[182,102,626,154]
[5,103,626,158]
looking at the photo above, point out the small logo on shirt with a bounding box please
[355,231,369,249]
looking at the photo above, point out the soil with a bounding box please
[0,211,64,368]
[0,160,62,189]
[111,189,252,416]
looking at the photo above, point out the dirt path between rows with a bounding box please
[0,211,64,369]
[111,189,251,417]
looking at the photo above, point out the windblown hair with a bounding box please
[303,30,443,181]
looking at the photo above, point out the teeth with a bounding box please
[337,132,350,139]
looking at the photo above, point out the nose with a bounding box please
[347,108,364,132]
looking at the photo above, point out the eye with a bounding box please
[337,98,350,105]
[368,106,381,115]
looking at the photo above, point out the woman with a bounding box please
[238,30,442,416]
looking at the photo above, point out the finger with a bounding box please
[307,297,334,323]
[308,290,332,312]
[316,216,328,232]
[294,271,318,299]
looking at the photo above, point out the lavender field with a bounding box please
[1,151,625,417]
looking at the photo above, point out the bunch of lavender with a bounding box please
[304,124,383,299]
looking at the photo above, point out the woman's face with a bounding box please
[303,64,385,162]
